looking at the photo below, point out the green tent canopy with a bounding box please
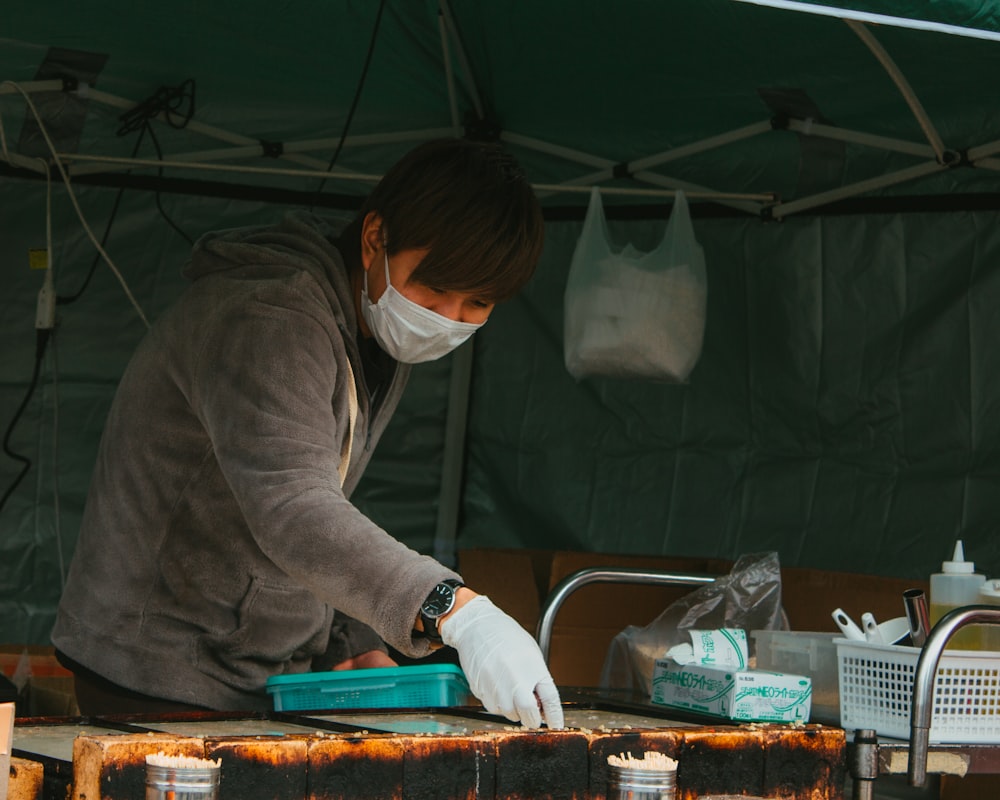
[3,1,1000,643]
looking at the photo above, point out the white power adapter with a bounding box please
[35,265,56,330]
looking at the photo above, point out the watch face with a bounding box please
[421,582,457,619]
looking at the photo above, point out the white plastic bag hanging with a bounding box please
[563,187,707,381]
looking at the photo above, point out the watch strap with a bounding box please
[418,579,464,643]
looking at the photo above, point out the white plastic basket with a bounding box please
[836,638,1000,742]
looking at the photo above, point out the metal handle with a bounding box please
[908,605,1000,787]
[535,567,717,663]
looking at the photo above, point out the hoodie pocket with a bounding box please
[195,575,333,689]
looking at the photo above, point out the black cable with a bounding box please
[145,123,194,245]
[0,329,51,515]
[58,81,197,305]
[117,79,196,136]
[120,80,196,244]
[311,0,388,204]
[57,128,147,305]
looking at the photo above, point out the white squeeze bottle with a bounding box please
[929,540,986,650]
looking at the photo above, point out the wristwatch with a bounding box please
[418,579,464,643]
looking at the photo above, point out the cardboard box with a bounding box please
[0,645,79,717]
[650,659,812,722]
[458,548,930,690]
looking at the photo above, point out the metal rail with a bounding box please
[908,605,1000,787]
[535,567,717,663]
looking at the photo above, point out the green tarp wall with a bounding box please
[4,181,1000,642]
[4,1,1000,643]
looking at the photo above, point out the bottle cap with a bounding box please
[980,580,1000,602]
[942,540,975,574]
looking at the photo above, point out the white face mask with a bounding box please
[361,250,484,363]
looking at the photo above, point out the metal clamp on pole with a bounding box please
[535,567,717,663]
[908,606,1000,786]
[848,728,879,800]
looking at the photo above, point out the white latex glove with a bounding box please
[440,595,564,729]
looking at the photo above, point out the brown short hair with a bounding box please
[343,138,543,303]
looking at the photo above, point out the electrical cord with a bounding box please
[117,79,195,136]
[0,79,151,327]
[144,122,194,246]
[57,126,146,305]
[59,81,197,303]
[0,330,50,515]
[0,79,196,523]
[0,153,55,514]
[116,79,196,245]
[311,0,388,203]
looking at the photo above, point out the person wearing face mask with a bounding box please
[50,138,563,729]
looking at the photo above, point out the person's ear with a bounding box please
[360,211,384,273]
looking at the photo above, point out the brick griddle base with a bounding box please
[12,705,846,800]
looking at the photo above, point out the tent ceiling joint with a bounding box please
[6,0,1000,223]
[260,140,284,159]
[463,111,502,142]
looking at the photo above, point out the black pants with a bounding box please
[55,650,208,715]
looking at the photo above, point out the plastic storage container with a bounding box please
[929,540,986,650]
[751,630,839,723]
[837,638,1000,742]
[266,664,472,712]
[979,580,1000,652]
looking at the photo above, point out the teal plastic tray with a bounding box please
[265,663,472,711]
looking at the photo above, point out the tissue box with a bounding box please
[751,630,839,724]
[651,659,812,723]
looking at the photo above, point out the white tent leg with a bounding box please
[433,340,475,569]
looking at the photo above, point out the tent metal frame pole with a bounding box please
[434,0,489,567]
[847,19,947,162]
[81,87,338,174]
[50,151,780,204]
[503,131,774,212]
[629,120,774,170]
[733,0,1000,43]
[550,167,617,190]
[66,128,456,178]
[770,160,945,218]
[500,131,617,169]
[82,87,449,175]
[438,8,462,133]
[785,119,937,159]
[55,152,385,182]
[0,79,63,96]
[967,139,1000,161]
[532,182,774,202]
[438,0,485,121]
[633,170,766,215]
[432,339,476,570]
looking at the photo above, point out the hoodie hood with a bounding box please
[184,210,357,328]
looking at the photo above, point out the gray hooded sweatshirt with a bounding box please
[51,212,460,710]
